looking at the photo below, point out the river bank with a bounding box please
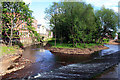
[45,44,109,55]
[0,44,32,77]
[106,40,120,45]
[0,41,43,77]
[2,44,120,79]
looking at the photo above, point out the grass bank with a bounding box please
[48,40,102,49]
[103,38,109,44]
[46,40,108,55]
[0,45,20,57]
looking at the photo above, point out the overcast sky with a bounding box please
[23,0,119,29]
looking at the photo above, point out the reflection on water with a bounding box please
[98,44,120,56]
[2,44,92,79]
[2,44,120,79]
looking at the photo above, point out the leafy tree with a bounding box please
[2,1,41,46]
[45,2,59,46]
[45,1,118,47]
[95,6,118,40]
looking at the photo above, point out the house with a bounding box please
[37,24,47,39]
[32,19,38,31]
[37,24,46,36]
[2,12,38,46]
[19,19,38,44]
[37,24,53,40]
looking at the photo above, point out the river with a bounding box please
[2,44,120,79]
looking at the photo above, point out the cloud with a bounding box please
[85,0,119,12]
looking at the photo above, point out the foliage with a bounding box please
[26,26,41,42]
[45,1,118,46]
[118,33,120,39]
[48,40,101,49]
[95,6,118,39]
[2,1,41,46]
[103,38,109,43]
[49,31,51,36]
[0,45,19,56]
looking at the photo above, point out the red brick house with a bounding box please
[2,12,38,46]
[17,19,38,45]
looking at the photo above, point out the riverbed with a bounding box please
[2,44,120,79]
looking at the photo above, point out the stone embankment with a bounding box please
[46,45,109,55]
[0,42,43,77]
[30,51,120,79]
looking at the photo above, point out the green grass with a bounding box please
[43,38,53,42]
[0,45,19,56]
[52,43,74,48]
[103,38,109,44]
[48,40,102,49]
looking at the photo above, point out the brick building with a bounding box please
[18,19,38,44]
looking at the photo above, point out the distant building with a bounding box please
[46,29,53,38]
[37,24,46,36]
[37,24,53,40]
[18,21,31,44]
[18,19,38,44]
[32,19,38,31]
[2,15,53,46]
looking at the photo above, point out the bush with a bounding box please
[103,38,109,43]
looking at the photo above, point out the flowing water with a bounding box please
[2,44,120,79]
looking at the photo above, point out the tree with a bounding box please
[2,1,40,46]
[45,1,118,47]
[95,6,118,40]
[45,2,97,46]
[45,2,59,46]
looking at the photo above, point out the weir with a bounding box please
[30,51,120,79]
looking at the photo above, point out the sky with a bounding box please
[23,0,119,29]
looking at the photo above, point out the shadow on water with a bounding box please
[2,44,120,79]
